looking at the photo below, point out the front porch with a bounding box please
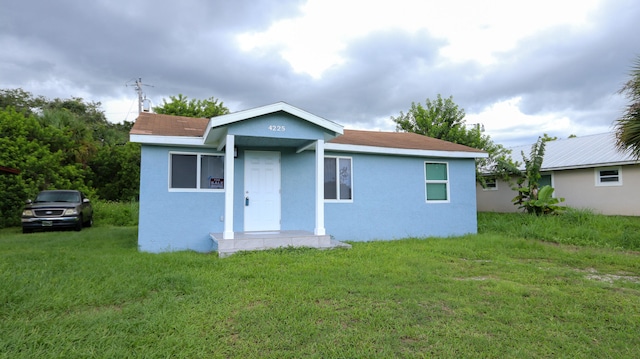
[210,230,351,257]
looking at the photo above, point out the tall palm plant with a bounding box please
[615,56,640,159]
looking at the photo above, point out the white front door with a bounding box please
[244,151,281,231]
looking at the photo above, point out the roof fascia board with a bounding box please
[130,134,205,146]
[324,143,488,159]
[542,161,640,171]
[204,102,344,140]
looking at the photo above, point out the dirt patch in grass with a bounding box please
[578,268,640,284]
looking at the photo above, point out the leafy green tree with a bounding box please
[511,136,565,215]
[392,94,519,186]
[393,94,467,141]
[0,89,142,227]
[615,56,640,159]
[89,142,140,201]
[0,107,93,227]
[0,88,46,116]
[154,94,229,118]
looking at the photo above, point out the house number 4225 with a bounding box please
[268,125,286,132]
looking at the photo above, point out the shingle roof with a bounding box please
[129,113,484,155]
[130,112,209,137]
[510,133,638,170]
[329,129,485,153]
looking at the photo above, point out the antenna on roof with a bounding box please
[126,78,154,113]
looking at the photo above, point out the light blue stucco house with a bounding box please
[130,102,487,256]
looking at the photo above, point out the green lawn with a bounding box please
[1,213,640,358]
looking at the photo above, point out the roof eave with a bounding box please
[203,102,344,141]
[325,143,488,158]
[541,160,640,171]
[130,134,205,146]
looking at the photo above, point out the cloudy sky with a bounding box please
[2,0,639,146]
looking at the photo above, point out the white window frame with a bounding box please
[168,151,225,192]
[324,156,353,203]
[483,177,498,191]
[539,173,554,188]
[425,161,450,203]
[595,166,622,187]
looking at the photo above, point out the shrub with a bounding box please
[92,200,139,226]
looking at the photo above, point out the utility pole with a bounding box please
[127,78,153,113]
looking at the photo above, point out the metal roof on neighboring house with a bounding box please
[509,133,639,171]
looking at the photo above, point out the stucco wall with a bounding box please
[476,164,640,216]
[555,166,640,215]
[138,146,226,253]
[476,179,517,213]
[138,145,480,253]
[326,153,478,241]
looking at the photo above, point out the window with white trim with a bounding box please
[170,153,224,190]
[595,167,622,186]
[483,177,497,191]
[425,162,449,202]
[324,157,352,201]
[539,174,552,188]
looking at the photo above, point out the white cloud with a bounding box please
[237,0,601,77]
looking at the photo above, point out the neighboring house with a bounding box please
[477,133,640,216]
[130,102,487,255]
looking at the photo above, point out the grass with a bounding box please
[91,200,139,227]
[479,208,640,250]
[1,211,639,358]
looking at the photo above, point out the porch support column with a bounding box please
[223,134,235,239]
[314,139,326,235]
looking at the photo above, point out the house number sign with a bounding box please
[268,125,286,132]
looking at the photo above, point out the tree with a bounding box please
[0,88,46,116]
[392,94,519,186]
[511,136,565,215]
[0,89,141,227]
[393,94,467,142]
[615,56,640,159]
[153,94,229,118]
[0,107,93,227]
[88,142,140,201]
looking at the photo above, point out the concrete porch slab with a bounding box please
[210,230,351,257]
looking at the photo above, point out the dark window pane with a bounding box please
[539,175,552,187]
[600,176,619,182]
[324,158,337,199]
[171,154,197,188]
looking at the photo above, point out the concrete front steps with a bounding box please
[210,230,351,257]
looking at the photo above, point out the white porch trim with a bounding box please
[315,139,326,235]
[223,134,235,239]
